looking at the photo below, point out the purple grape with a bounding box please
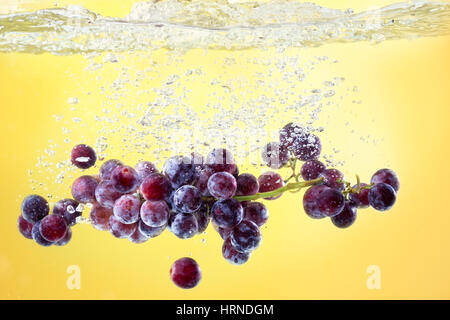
[140,173,172,201]
[320,169,345,191]
[140,200,169,227]
[211,199,243,229]
[71,144,97,169]
[261,141,289,169]
[371,169,400,192]
[162,155,195,189]
[292,133,321,161]
[128,228,149,244]
[193,168,213,197]
[89,205,113,231]
[169,213,198,239]
[205,148,237,174]
[52,198,80,226]
[31,221,53,247]
[138,220,166,238]
[236,173,259,196]
[39,214,68,242]
[135,161,158,182]
[331,201,357,228]
[193,203,210,234]
[99,159,123,181]
[316,188,345,217]
[170,257,202,289]
[172,185,203,213]
[18,215,34,239]
[55,228,72,246]
[71,175,99,203]
[21,195,49,224]
[301,160,326,181]
[95,180,122,209]
[113,194,142,224]
[230,220,261,253]
[302,185,329,219]
[243,202,268,226]
[111,165,140,194]
[368,183,396,211]
[349,183,370,208]
[108,215,137,239]
[279,122,304,149]
[222,237,250,265]
[258,171,284,200]
[207,172,237,200]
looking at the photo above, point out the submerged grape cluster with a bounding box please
[18,124,399,289]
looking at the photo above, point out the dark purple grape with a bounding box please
[111,165,140,194]
[302,185,329,219]
[320,169,345,191]
[279,122,304,149]
[316,188,345,217]
[211,199,243,229]
[349,183,370,208]
[18,215,34,239]
[55,228,72,246]
[39,214,68,242]
[292,133,321,161]
[21,194,49,223]
[138,220,166,238]
[222,237,250,265]
[258,171,284,200]
[205,148,237,174]
[71,144,97,169]
[135,161,158,182]
[207,172,237,200]
[193,168,213,197]
[99,159,123,181]
[243,202,268,226]
[140,200,169,227]
[89,205,113,231]
[71,175,99,203]
[371,169,400,192]
[128,228,149,244]
[230,220,261,253]
[173,185,203,213]
[113,194,141,224]
[162,155,195,189]
[169,213,198,239]
[236,173,259,196]
[140,173,172,201]
[261,141,289,169]
[368,183,396,211]
[32,221,53,246]
[170,257,201,289]
[52,198,80,226]
[108,215,137,239]
[301,160,326,181]
[95,180,122,209]
[331,201,357,228]
[193,203,210,234]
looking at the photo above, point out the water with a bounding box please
[0,0,449,54]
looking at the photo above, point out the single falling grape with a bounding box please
[316,188,345,217]
[128,228,149,244]
[95,180,123,209]
[207,172,237,200]
[89,205,113,231]
[172,185,203,213]
[235,173,259,197]
[368,183,397,211]
[170,257,202,289]
[243,202,269,226]
[320,169,345,191]
[39,214,68,242]
[211,199,243,229]
[71,175,99,203]
[55,228,72,246]
[205,148,237,174]
[108,215,138,239]
[371,169,400,192]
[135,161,158,182]
[99,159,123,181]
[138,220,166,238]
[31,221,53,247]
[261,141,289,169]
[113,194,142,225]
[21,194,49,223]
[111,165,140,194]
[140,200,170,227]
[17,215,34,239]
[140,173,172,201]
[302,185,329,219]
[349,183,370,208]
[331,201,357,228]
[169,212,198,239]
[71,144,97,169]
[301,160,326,181]
[258,171,284,200]
[52,198,80,226]
[162,155,195,189]
[222,237,250,265]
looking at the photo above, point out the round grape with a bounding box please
[169,213,198,239]
[316,188,345,217]
[111,165,140,194]
[138,220,166,238]
[371,169,400,192]
[95,180,122,209]
[292,133,321,161]
[211,199,243,229]
[170,257,202,289]
[52,198,81,226]
[368,183,397,211]
[18,215,34,239]
[135,161,158,182]
[128,228,149,244]
[39,214,68,242]
[279,122,305,149]
[173,185,203,213]
[140,200,169,227]
[236,173,259,197]
[320,169,345,191]
[21,194,49,224]
[243,202,268,226]
[193,168,213,197]
[301,160,326,181]
[113,194,142,224]
[55,228,72,246]
[261,141,289,169]
[32,221,53,247]
[71,144,97,169]
[349,183,370,208]
[99,159,123,181]
[258,171,284,200]
[222,237,250,265]
[205,148,237,174]
[207,172,237,200]
[71,175,99,203]
[230,220,261,253]
[302,185,329,219]
[331,201,357,228]
[108,215,137,239]
[162,155,195,189]
[89,205,113,231]
[140,173,172,201]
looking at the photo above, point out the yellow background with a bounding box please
[1,0,450,299]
